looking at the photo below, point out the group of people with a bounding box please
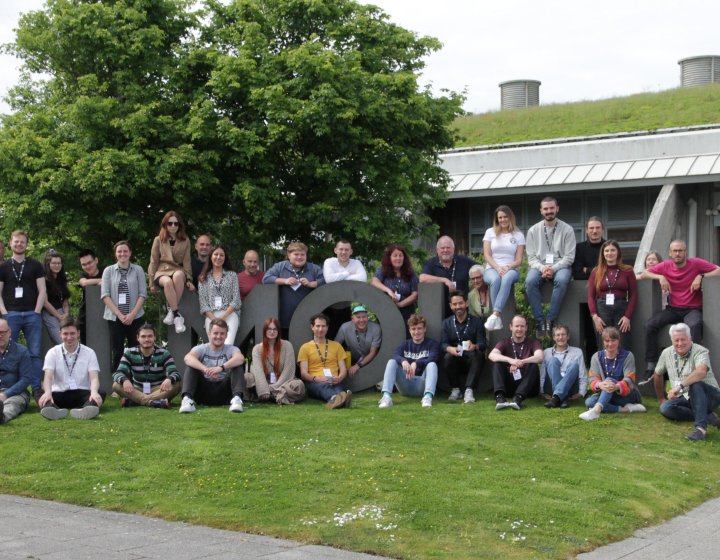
[2,198,720,442]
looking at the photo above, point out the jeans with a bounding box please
[5,311,43,392]
[659,395,695,422]
[305,380,344,402]
[585,389,640,413]
[382,360,438,397]
[42,309,64,345]
[645,307,702,365]
[443,352,484,391]
[687,382,720,429]
[483,267,519,313]
[546,357,579,400]
[182,366,246,406]
[524,267,572,323]
[1,393,29,423]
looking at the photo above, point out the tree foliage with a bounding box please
[0,0,463,265]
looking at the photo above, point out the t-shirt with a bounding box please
[78,269,102,323]
[335,321,382,362]
[237,270,264,300]
[648,258,718,308]
[297,339,346,378]
[190,343,240,381]
[482,229,525,268]
[655,343,717,399]
[0,257,44,312]
[421,255,476,295]
[494,337,542,360]
[43,344,100,392]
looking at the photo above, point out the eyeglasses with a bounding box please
[167,221,179,226]
[266,327,278,332]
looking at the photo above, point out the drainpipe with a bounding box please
[688,197,697,257]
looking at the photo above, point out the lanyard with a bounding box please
[511,340,525,360]
[211,273,224,295]
[543,225,556,253]
[551,348,568,370]
[441,258,456,282]
[314,341,328,365]
[453,316,469,343]
[63,346,81,377]
[605,268,620,290]
[673,347,692,378]
[292,266,305,280]
[354,329,367,350]
[11,259,25,285]
[601,351,619,379]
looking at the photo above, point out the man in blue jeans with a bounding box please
[540,324,587,408]
[524,197,576,338]
[0,230,46,402]
[654,323,720,441]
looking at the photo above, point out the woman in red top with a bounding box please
[588,240,637,350]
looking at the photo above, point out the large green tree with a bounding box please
[0,0,463,264]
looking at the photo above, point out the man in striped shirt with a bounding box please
[112,323,181,408]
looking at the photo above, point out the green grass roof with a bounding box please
[453,84,720,148]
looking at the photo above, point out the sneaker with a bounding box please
[495,395,509,410]
[708,412,720,428]
[70,405,100,420]
[559,399,570,409]
[545,395,562,409]
[484,314,502,331]
[508,399,522,411]
[229,395,244,413]
[579,408,601,421]
[378,394,393,408]
[687,427,707,441]
[463,388,475,404]
[421,395,433,408]
[343,390,352,408]
[40,404,68,420]
[326,391,347,410]
[535,323,545,340]
[173,315,186,334]
[625,403,647,413]
[150,399,170,409]
[163,309,175,325]
[179,396,196,413]
[448,388,461,401]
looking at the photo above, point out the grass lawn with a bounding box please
[2,391,719,559]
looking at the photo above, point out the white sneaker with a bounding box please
[463,388,475,404]
[484,314,503,331]
[448,388,461,401]
[378,395,393,408]
[174,315,186,334]
[579,408,601,421]
[179,396,196,413]
[229,395,244,413]
[163,309,175,325]
[421,395,433,408]
[625,403,647,413]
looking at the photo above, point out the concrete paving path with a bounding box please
[0,494,388,560]
[576,495,720,559]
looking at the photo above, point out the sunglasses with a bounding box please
[167,221,179,226]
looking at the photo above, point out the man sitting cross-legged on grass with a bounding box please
[38,316,105,420]
[488,314,543,410]
[180,318,246,414]
[112,323,181,409]
[378,313,439,409]
[298,313,351,409]
[653,323,720,441]
[0,319,33,425]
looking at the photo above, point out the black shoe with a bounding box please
[708,413,720,428]
[33,388,44,405]
[495,393,509,410]
[560,399,570,409]
[545,395,561,409]
[509,395,523,410]
[687,427,707,441]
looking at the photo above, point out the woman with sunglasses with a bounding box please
[148,211,194,333]
[246,318,305,404]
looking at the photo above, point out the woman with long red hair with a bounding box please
[148,210,194,333]
[246,318,305,404]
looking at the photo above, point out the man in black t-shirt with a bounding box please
[77,249,102,345]
[0,231,47,400]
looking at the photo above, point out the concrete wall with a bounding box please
[78,277,720,394]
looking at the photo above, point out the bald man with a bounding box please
[191,234,212,288]
[420,236,477,316]
[238,250,264,300]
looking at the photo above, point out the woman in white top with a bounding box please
[482,205,525,331]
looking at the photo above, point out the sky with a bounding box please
[1,0,719,114]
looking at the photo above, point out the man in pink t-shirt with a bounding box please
[640,240,720,374]
[237,250,264,300]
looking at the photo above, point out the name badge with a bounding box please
[118,293,127,305]
[14,287,23,299]
[605,294,615,305]
[269,372,277,384]
[451,281,456,289]
[323,368,333,378]
[456,344,464,357]
[545,254,554,265]
[512,370,522,381]
[291,283,301,291]
[214,296,223,309]
[68,376,78,390]
[143,382,151,394]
